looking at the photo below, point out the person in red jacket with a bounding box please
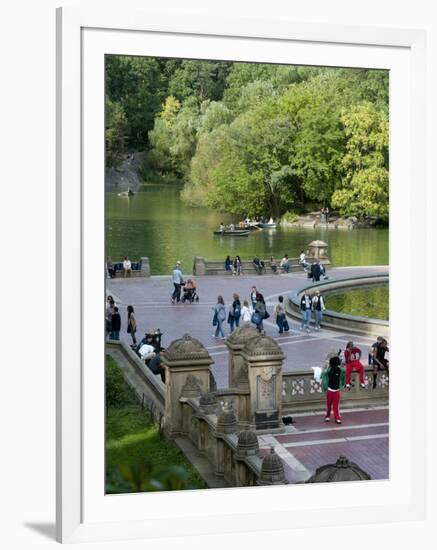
[344,341,366,389]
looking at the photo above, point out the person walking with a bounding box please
[126,305,137,346]
[344,341,366,389]
[110,306,121,340]
[321,355,346,424]
[250,286,258,309]
[275,295,290,334]
[252,294,267,332]
[227,293,241,333]
[312,290,326,330]
[241,300,253,323]
[106,295,116,338]
[310,260,322,282]
[212,296,227,339]
[171,261,184,304]
[300,290,312,332]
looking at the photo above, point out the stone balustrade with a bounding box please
[282,367,388,414]
[108,325,388,487]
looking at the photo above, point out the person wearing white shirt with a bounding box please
[241,300,253,323]
[280,254,290,273]
[123,256,132,277]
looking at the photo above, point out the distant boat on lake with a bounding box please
[258,222,278,228]
[117,187,136,197]
[213,229,250,237]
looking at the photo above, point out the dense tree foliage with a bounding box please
[106,56,389,222]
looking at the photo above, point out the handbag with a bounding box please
[127,323,132,334]
[264,310,270,319]
[251,311,261,325]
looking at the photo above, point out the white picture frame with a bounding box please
[56,6,426,543]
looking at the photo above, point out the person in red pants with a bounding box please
[344,341,366,389]
[321,355,345,424]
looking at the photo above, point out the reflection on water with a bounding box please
[325,286,389,320]
[106,184,389,275]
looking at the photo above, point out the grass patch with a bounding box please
[105,356,208,493]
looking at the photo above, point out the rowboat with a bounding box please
[213,230,250,236]
[117,188,136,197]
[258,222,277,228]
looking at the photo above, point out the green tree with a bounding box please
[331,102,389,220]
[279,76,346,206]
[149,96,200,176]
[105,56,166,149]
[105,97,128,168]
[168,60,231,102]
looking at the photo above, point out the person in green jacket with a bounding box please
[321,355,346,424]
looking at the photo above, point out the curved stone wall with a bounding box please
[286,273,389,338]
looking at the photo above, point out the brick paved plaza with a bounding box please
[107,265,389,481]
[258,407,389,482]
[107,266,387,388]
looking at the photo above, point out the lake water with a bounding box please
[325,285,389,320]
[106,184,389,275]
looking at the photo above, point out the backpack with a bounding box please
[218,306,226,322]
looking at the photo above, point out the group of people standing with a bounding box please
[106,295,137,345]
[211,286,290,339]
[321,336,389,423]
[299,289,326,332]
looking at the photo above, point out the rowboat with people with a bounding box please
[117,187,136,197]
[213,229,250,236]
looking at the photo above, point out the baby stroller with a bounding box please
[181,279,199,303]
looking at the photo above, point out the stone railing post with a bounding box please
[140,256,151,277]
[161,334,213,438]
[241,334,286,431]
[225,324,259,389]
[193,256,206,276]
[307,240,330,264]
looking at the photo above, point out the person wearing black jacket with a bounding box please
[110,307,121,340]
[300,290,312,332]
[310,260,322,282]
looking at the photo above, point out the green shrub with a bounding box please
[282,211,299,223]
[106,355,139,409]
[105,356,208,493]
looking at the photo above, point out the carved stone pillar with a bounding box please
[307,240,330,264]
[241,334,285,431]
[161,334,213,438]
[140,256,151,277]
[193,256,206,276]
[257,446,287,485]
[225,324,259,389]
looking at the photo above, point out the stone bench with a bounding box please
[193,256,305,276]
[108,256,151,278]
